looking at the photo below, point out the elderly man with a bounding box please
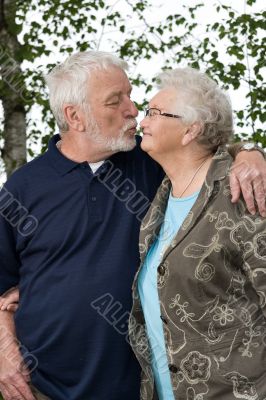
[0,51,265,400]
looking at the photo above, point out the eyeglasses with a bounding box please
[144,108,182,119]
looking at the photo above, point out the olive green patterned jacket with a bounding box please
[129,147,266,400]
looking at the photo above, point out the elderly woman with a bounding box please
[129,68,266,400]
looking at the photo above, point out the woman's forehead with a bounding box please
[149,88,178,107]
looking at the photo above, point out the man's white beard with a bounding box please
[86,117,137,152]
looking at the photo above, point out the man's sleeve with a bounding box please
[227,142,266,159]
[0,184,20,295]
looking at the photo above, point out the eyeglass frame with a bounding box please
[144,107,182,119]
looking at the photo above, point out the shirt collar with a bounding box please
[46,134,81,176]
[46,134,119,177]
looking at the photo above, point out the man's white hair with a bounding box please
[156,67,234,151]
[44,51,129,132]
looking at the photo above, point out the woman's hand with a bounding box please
[0,287,19,313]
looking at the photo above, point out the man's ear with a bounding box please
[63,104,86,132]
[182,122,202,146]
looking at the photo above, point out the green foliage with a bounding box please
[164,3,265,143]
[0,0,265,164]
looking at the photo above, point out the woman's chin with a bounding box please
[140,136,153,153]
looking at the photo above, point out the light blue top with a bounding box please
[138,190,199,399]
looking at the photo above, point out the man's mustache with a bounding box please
[122,119,137,133]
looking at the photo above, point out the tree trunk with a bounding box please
[0,0,26,178]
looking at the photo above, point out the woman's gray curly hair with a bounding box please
[156,67,234,151]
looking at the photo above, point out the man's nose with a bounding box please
[130,100,139,118]
[125,97,138,118]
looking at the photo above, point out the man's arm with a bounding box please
[0,311,35,400]
[228,144,266,217]
[0,182,35,400]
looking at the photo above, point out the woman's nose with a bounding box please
[140,117,148,129]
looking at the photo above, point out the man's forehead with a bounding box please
[90,66,129,83]
[89,68,132,100]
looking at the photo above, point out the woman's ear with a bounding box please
[182,122,202,146]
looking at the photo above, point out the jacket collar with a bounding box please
[139,146,232,264]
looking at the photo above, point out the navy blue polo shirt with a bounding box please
[0,134,164,400]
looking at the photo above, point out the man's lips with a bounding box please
[127,126,137,134]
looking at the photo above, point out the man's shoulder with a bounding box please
[3,152,48,193]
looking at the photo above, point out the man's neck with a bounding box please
[57,133,115,163]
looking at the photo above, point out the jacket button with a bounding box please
[158,265,165,276]
[160,315,167,324]
[168,364,179,373]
